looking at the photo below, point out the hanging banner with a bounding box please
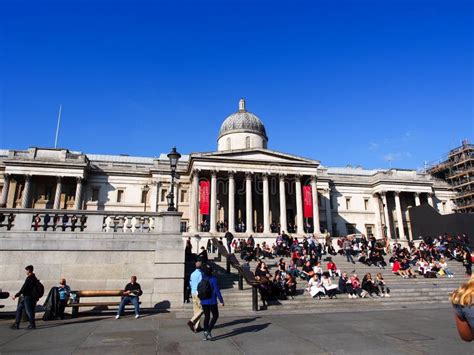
[303,185,313,218]
[199,180,210,215]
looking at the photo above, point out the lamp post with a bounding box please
[167,147,181,211]
[142,184,150,212]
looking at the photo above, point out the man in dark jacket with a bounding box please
[11,265,38,329]
[116,276,143,319]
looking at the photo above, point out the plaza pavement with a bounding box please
[0,306,472,354]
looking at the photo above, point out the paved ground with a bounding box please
[0,306,471,354]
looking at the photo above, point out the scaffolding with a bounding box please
[427,139,473,213]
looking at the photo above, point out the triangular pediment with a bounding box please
[192,148,319,166]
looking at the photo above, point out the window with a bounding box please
[318,193,323,207]
[245,136,250,148]
[91,188,99,202]
[161,189,167,202]
[364,198,369,211]
[45,186,53,200]
[180,190,187,203]
[141,190,148,204]
[180,221,188,233]
[117,189,124,203]
[345,197,351,210]
[346,223,356,235]
[227,137,231,150]
[365,224,374,236]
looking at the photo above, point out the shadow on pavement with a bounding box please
[214,317,260,329]
[212,323,270,340]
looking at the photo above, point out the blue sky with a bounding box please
[0,0,472,170]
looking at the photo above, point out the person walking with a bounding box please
[116,276,143,319]
[187,261,204,333]
[343,238,355,264]
[225,230,234,253]
[11,265,42,329]
[199,266,224,341]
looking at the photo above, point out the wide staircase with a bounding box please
[180,253,466,317]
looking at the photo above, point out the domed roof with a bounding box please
[218,99,268,140]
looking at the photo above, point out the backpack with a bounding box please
[197,278,212,300]
[33,279,45,300]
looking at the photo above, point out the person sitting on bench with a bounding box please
[116,276,142,319]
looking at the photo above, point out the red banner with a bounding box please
[303,185,313,218]
[199,180,210,215]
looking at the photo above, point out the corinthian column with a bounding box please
[323,189,333,234]
[228,171,235,233]
[279,174,287,232]
[1,174,11,207]
[189,170,199,233]
[380,192,392,239]
[245,172,253,233]
[295,175,304,234]
[210,171,217,233]
[394,191,406,240]
[74,177,83,210]
[262,173,270,234]
[53,176,62,210]
[21,175,32,208]
[311,176,320,234]
[414,192,420,206]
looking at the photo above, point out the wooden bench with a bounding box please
[67,290,140,318]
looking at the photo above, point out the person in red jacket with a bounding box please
[326,260,341,279]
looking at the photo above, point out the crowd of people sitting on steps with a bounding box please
[193,230,471,307]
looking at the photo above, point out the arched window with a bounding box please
[227,137,231,150]
[245,136,250,148]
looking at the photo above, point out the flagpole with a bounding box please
[54,104,62,148]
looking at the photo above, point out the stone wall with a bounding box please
[0,211,184,312]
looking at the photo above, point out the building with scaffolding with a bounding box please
[428,140,473,213]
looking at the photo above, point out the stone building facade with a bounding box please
[0,99,455,241]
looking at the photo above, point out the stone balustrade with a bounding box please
[0,208,160,233]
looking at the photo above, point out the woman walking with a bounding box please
[199,266,224,341]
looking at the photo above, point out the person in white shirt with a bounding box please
[439,258,454,278]
[307,274,325,299]
[321,273,338,299]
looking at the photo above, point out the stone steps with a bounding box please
[186,254,466,314]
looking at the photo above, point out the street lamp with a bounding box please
[167,146,181,211]
[142,184,150,212]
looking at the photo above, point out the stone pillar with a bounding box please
[295,175,304,234]
[427,193,434,207]
[262,173,270,234]
[210,171,217,233]
[0,174,11,207]
[380,192,392,239]
[323,189,333,234]
[21,175,32,208]
[228,171,236,233]
[311,176,320,234]
[373,194,383,239]
[189,171,199,233]
[149,181,159,213]
[74,177,83,210]
[173,182,180,210]
[53,176,62,210]
[152,211,185,308]
[245,172,253,233]
[394,191,406,240]
[414,192,421,206]
[279,174,287,232]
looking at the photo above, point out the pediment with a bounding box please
[193,148,319,166]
